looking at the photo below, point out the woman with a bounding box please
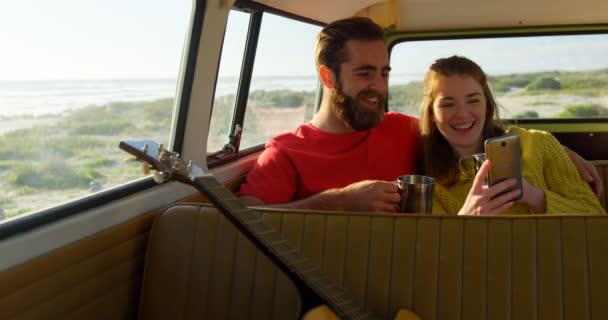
[418,55,605,215]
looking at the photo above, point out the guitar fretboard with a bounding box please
[193,176,378,320]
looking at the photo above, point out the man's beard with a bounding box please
[331,83,385,131]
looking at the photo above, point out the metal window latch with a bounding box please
[208,124,242,160]
[224,124,242,153]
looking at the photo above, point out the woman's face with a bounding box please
[431,75,487,157]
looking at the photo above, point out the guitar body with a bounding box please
[302,305,340,320]
[303,306,421,320]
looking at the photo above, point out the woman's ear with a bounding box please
[319,65,336,89]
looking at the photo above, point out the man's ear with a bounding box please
[319,65,336,89]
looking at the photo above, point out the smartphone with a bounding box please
[484,134,523,200]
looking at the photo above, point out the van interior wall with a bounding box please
[553,132,608,160]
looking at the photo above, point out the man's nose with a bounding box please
[369,75,388,93]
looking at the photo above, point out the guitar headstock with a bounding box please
[119,140,201,184]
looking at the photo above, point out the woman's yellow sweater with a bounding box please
[432,126,605,215]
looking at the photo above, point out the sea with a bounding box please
[0,74,422,117]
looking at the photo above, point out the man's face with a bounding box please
[331,39,390,131]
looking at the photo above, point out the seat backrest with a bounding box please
[139,205,608,320]
[138,205,302,320]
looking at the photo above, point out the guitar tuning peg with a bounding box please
[142,162,151,175]
[153,171,166,184]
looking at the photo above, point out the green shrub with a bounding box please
[0,195,12,206]
[526,77,561,91]
[513,110,540,119]
[84,157,116,168]
[69,119,133,135]
[560,76,608,90]
[248,90,266,102]
[137,98,174,122]
[270,93,304,108]
[0,160,17,170]
[525,100,557,106]
[489,81,511,93]
[489,74,536,92]
[49,136,106,151]
[558,104,608,118]
[8,208,33,218]
[388,82,424,115]
[0,133,95,160]
[15,186,35,195]
[0,126,57,159]
[252,89,311,108]
[9,159,99,189]
[208,95,237,150]
[78,167,104,181]
[67,105,116,122]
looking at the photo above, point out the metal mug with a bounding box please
[459,152,486,180]
[397,175,435,214]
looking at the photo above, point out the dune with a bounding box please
[1,115,62,135]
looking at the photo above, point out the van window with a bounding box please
[389,33,608,119]
[240,13,321,149]
[0,0,192,221]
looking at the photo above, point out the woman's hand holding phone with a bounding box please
[458,160,522,216]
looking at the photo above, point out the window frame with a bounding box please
[386,24,608,125]
[206,1,324,168]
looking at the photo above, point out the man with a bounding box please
[238,17,603,212]
[239,17,415,212]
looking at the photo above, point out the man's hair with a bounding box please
[315,17,385,78]
[418,55,504,185]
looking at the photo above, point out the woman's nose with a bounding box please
[453,102,468,117]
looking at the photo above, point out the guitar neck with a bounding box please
[192,176,378,320]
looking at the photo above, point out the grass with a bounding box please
[513,110,540,119]
[525,100,558,106]
[84,157,116,168]
[491,68,608,96]
[7,208,33,218]
[8,158,102,189]
[1,98,173,206]
[558,103,608,118]
[388,82,424,115]
[0,195,12,207]
[68,119,133,135]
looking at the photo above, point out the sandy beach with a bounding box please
[1,115,63,135]
[496,89,607,118]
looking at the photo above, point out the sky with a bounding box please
[391,34,608,77]
[0,0,192,81]
[1,1,607,81]
[218,10,321,78]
